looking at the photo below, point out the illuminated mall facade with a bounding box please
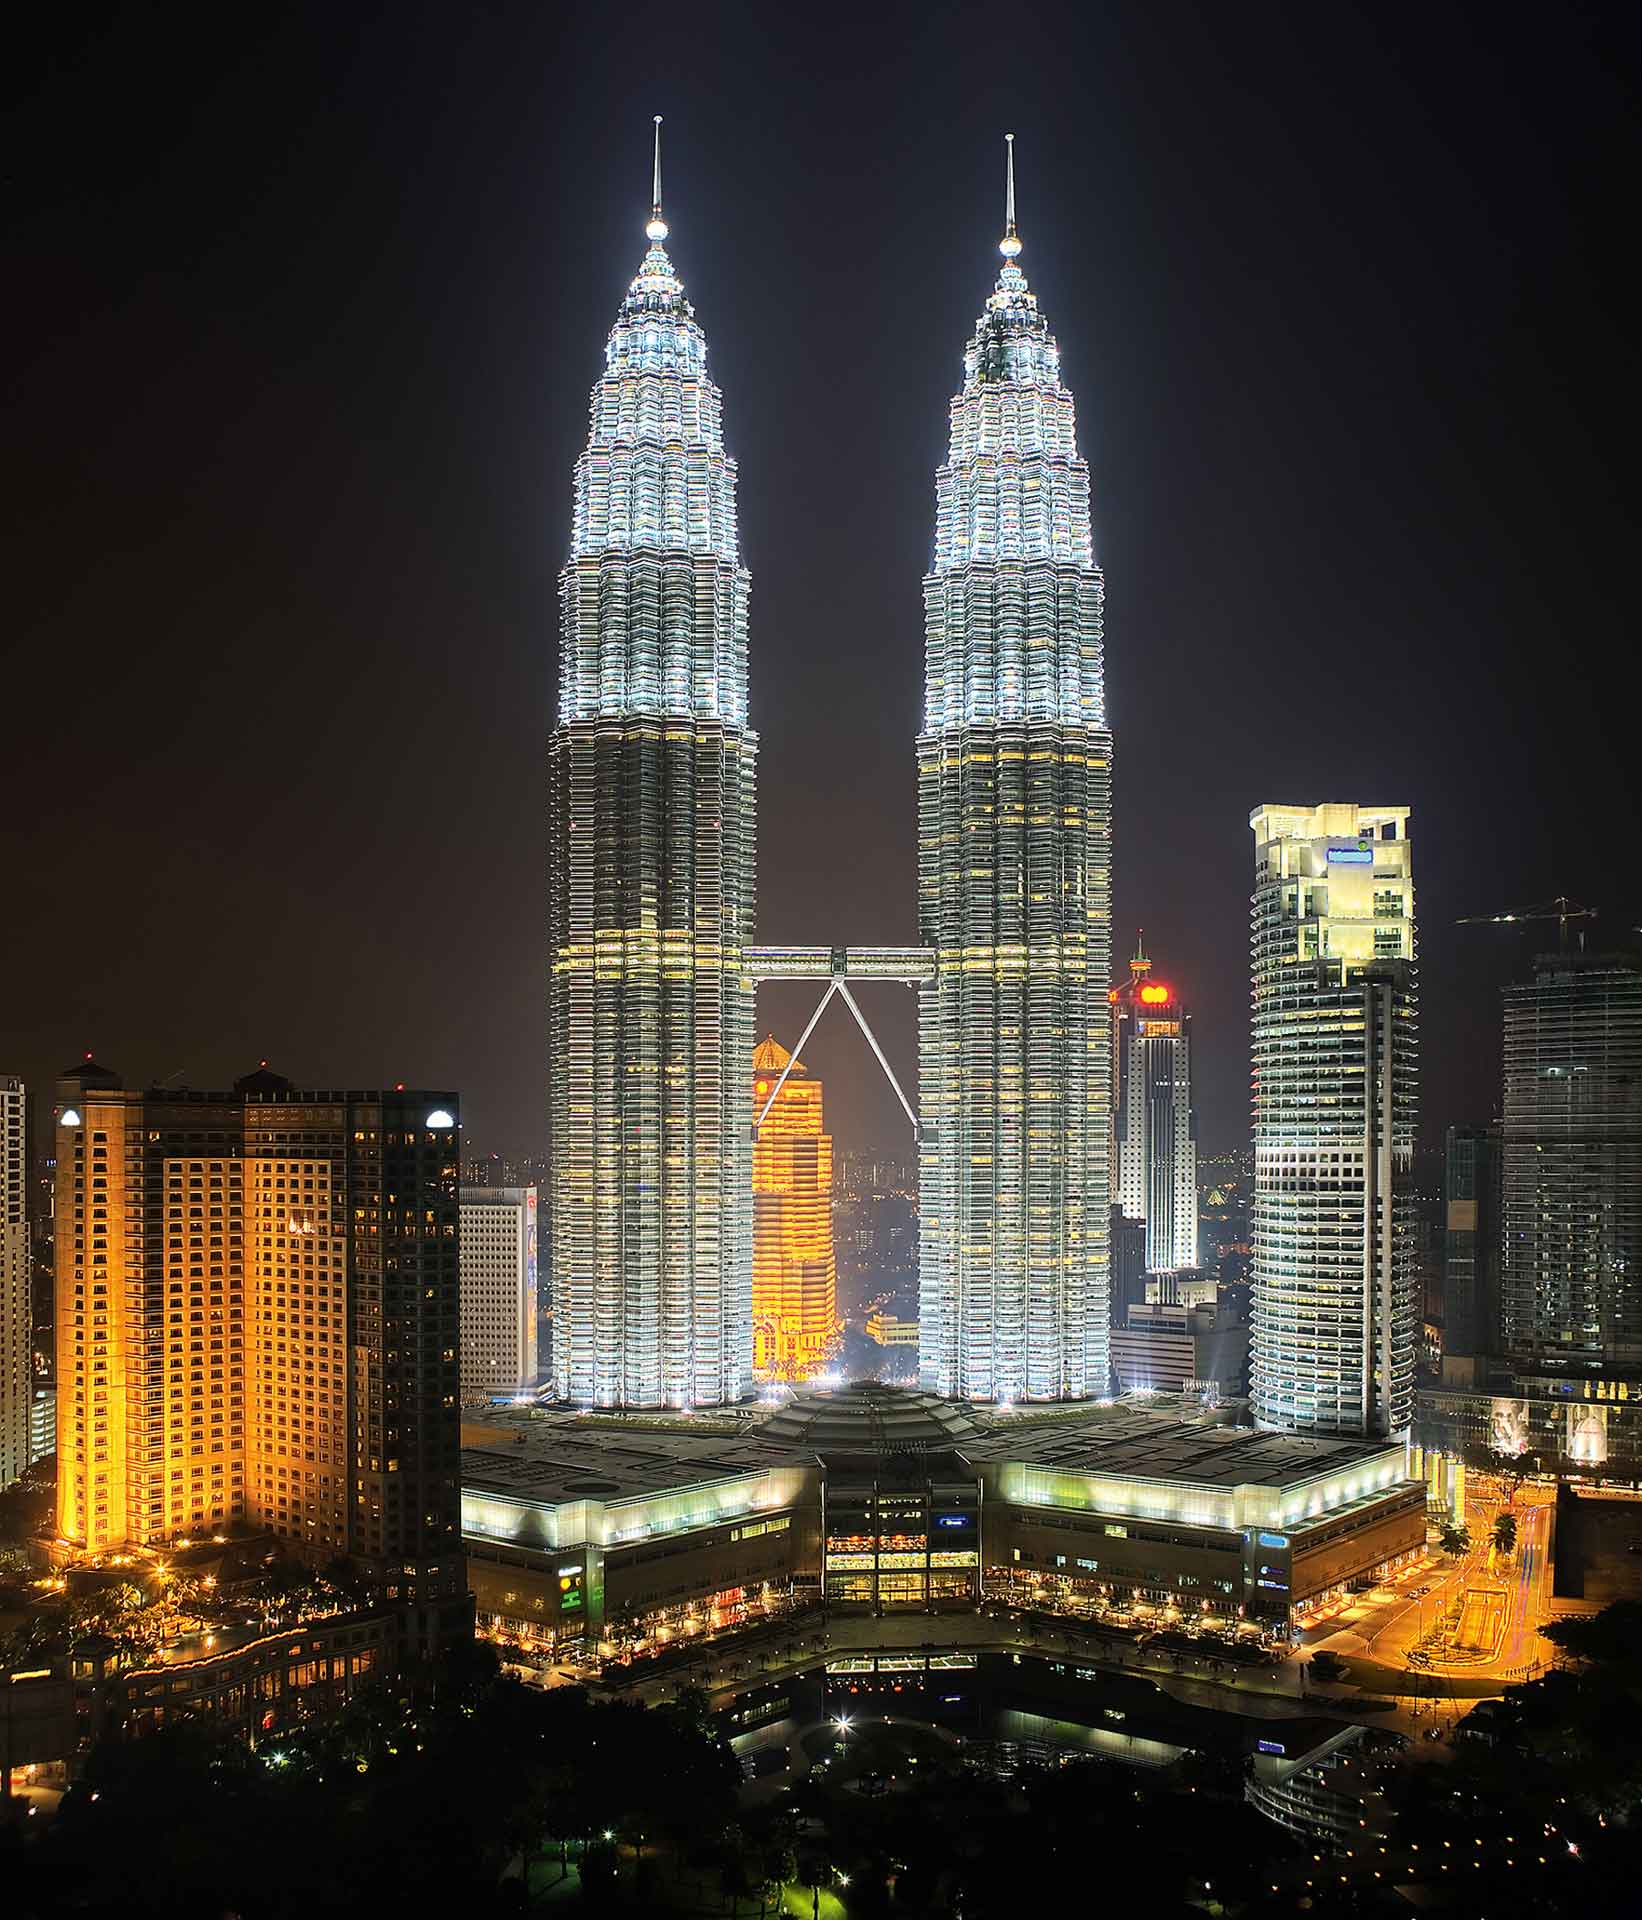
[460,1382,1422,1659]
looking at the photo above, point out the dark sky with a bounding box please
[4,2,1634,1162]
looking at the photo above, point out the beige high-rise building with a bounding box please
[2,1075,28,1488]
[459,1187,538,1403]
[52,1061,466,1638]
[752,1038,837,1382]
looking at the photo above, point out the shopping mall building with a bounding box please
[460,1384,1424,1660]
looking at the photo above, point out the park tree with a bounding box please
[1440,1522,1472,1557]
[1492,1511,1518,1555]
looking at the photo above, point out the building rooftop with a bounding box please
[757,1381,986,1454]
[962,1407,1402,1491]
[461,1412,804,1508]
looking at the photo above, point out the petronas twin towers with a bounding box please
[549,128,1111,1408]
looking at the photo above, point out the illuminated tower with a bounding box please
[1249,805,1418,1439]
[918,138,1114,1402]
[1498,954,1642,1378]
[548,122,756,1406]
[2,1075,27,1487]
[51,1063,464,1641]
[751,1038,837,1382]
[1114,943,1199,1273]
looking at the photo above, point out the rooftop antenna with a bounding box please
[647,115,667,242]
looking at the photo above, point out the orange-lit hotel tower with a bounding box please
[52,1061,466,1641]
[751,1038,837,1381]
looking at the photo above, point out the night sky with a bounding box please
[5,2,1633,1163]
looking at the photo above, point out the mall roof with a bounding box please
[961,1407,1404,1490]
[461,1412,805,1508]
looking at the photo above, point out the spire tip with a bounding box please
[647,115,668,243]
[1000,132,1022,259]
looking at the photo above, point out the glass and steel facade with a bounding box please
[1249,805,1418,1440]
[1498,954,1642,1378]
[917,180,1113,1402]
[548,191,756,1406]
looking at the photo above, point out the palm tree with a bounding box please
[1439,1523,1472,1558]
[1492,1512,1518,1555]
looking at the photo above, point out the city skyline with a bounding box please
[5,7,1632,1168]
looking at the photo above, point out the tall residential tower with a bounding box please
[1249,805,1418,1440]
[918,140,1113,1402]
[52,1064,464,1643]
[2,1075,27,1486]
[548,125,756,1407]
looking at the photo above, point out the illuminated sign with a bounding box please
[1256,1578,1288,1591]
[1326,844,1374,865]
[935,1514,972,1529]
[557,1564,584,1612]
[1139,983,1172,1006]
[1257,1739,1286,1756]
[1257,1532,1289,1550]
[1583,1380,1633,1402]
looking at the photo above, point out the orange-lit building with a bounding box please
[50,1060,467,1647]
[751,1038,837,1381]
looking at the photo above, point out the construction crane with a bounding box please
[1456,896,1598,950]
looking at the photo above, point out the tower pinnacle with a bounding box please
[1000,132,1022,259]
[647,114,667,242]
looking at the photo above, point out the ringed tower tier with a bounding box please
[548,124,756,1406]
[918,138,1114,1401]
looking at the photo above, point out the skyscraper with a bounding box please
[752,1037,837,1382]
[52,1063,464,1639]
[459,1187,539,1403]
[2,1075,28,1487]
[1249,804,1418,1440]
[918,139,1113,1402]
[548,122,756,1409]
[1439,1123,1501,1386]
[1498,953,1642,1378]
[1113,940,1199,1274]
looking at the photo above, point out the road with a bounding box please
[1319,1481,1555,1692]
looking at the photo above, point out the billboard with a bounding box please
[1566,1402,1608,1467]
[1489,1397,1530,1458]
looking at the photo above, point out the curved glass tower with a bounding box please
[548,129,756,1406]
[918,141,1114,1402]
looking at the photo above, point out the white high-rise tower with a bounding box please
[918,139,1114,1402]
[548,123,756,1406]
[1249,804,1418,1439]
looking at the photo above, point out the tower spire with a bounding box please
[1000,132,1022,259]
[647,115,668,242]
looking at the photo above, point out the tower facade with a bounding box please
[751,1038,837,1382]
[548,131,756,1407]
[1113,944,1199,1273]
[918,142,1113,1402]
[2,1075,27,1487]
[1249,804,1418,1439]
[1498,954,1642,1378]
